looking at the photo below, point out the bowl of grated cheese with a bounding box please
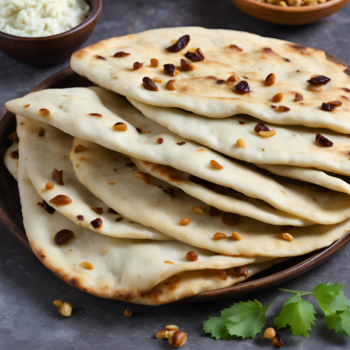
[0,0,102,66]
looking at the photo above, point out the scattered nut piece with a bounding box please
[271,333,283,347]
[232,232,242,241]
[80,261,94,270]
[213,232,226,240]
[227,73,240,83]
[186,251,198,261]
[328,100,342,108]
[259,130,276,138]
[272,93,283,102]
[210,160,224,170]
[192,205,205,214]
[74,145,85,153]
[166,79,177,90]
[153,77,163,83]
[156,330,175,339]
[237,139,247,149]
[264,327,276,339]
[169,331,187,348]
[124,309,133,317]
[179,218,191,226]
[46,182,54,190]
[150,58,159,67]
[278,105,290,112]
[166,325,179,331]
[38,108,50,117]
[53,300,64,307]
[134,172,152,185]
[180,59,195,71]
[49,195,72,205]
[265,73,276,86]
[157,137,163,144]
[310,85,322,92]
[294,93,303,101]
[58,302,73,317]
[113,122,128,132]
[281,232,293,242]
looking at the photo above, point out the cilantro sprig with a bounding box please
[204,282,350,341]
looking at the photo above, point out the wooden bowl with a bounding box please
[230,0,350,25]
[0,0,102,66]
[1,63,350,303]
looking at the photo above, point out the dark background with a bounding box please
[1,0,350,349]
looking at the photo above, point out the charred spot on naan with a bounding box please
[261,47,291,62]
[147,163,183,182]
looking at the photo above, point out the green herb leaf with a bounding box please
[273,294,316,337]
[203,316,236,340]
[313,283,350,316]
[325,310,350,337]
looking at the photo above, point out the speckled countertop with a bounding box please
[1,0,350,349]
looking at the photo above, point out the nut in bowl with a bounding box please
[0,0,102,65]
[230,0,350,25]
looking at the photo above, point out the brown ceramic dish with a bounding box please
[230,0,350,25]
[1,62,350,303]
[0,0,102,66]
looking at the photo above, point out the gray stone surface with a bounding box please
[1,0,350,349]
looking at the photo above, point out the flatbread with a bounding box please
[17,153,277,305]
[6,87,350,225]
[129,99,350,177]
[71,137,350,258]
[19,116,169,240]
[70,27,350,133]
[3,142,19,181]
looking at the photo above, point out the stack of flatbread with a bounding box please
[4,27,350,305]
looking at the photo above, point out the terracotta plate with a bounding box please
[1,65,350,303]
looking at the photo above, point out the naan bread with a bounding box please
[70,137,350,258]
[129,99,350,177]
[3,141,18,181]
[7,87,350,225]
[18,116,169,241]
[18,154,277,305]
[70,27,350,133]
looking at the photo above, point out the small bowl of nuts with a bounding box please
[230,0,350,25]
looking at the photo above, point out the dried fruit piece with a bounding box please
[163,187,175,197]
[164,63,176,76]
[265,73,276,86]
[55,229,74,245]
[315,134,333,147]
[209,206,221,217]
[43,200,55,214]
[143,77,159,91]
[210,160,223,170]
[278,105,290,112]
[124,309,133,317]
[91,218,103,229]
[116,217,123,222]
[321,103,334,111]
[272,93,283,102]
[10,150,19,159]
[179,218,191,226]
[77,215,84,221]
[90,206,103,215]
[108,208,119,214]
[166,79,177,90]
[234,265,248,278]
[114,52,130,57]
[185,48,205,62]
[233,81,250,94]
[180,59,195,71]
[38,127,45,137]
[328,100,342,108]
[307,75,330,85]
[294,93,303,101]
[113,122,128,131]
[186,251,198,261]
[9,131,19,142]
[254,123,270,133]
[150,58,159,67]
[166,35,190,52]
[222,213,241,225]
[49,195,72,205]
[95,55,106,60]
[52,169,64,185]
[133,62,144,70]
[271,333,283,347]
[39,108,50,117]
[213,232,226,240]
[134,172,152,185]
[157,137,163,144]
[177,141,186,145]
